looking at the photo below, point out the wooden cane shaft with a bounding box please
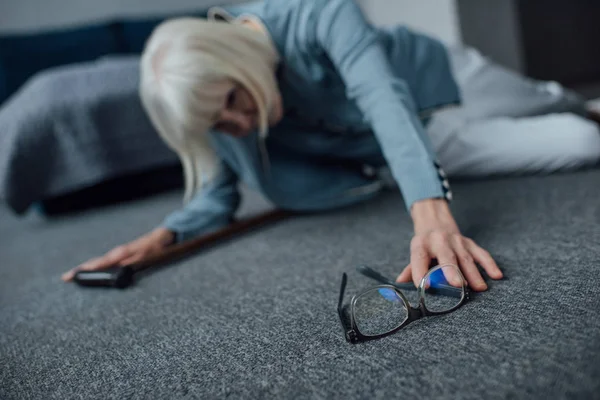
[129,209,291,272]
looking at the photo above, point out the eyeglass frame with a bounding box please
[338,265,471,344]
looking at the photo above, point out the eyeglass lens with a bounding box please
[354,288,409,336]
[421,265,465,313]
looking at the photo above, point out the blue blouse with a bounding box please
[163,0,461,241]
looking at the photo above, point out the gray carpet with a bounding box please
[1,170,600,400]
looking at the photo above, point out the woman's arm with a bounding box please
[162,160,241,243]
[62,161,241,281]
[316,0,502,290]
[315,0,447,209]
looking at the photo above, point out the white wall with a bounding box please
[0,0,461,44]
[456,0,524,72]
[359,0,462,44]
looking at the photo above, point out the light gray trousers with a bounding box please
[427,47,600,177]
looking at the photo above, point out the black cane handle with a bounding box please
[74,266,135,289]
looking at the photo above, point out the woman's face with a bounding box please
[214,86,259,137]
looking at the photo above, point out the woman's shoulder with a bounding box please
[263,0,352,21]
[221,0,353,22]
[221,0,324,17]
[221,0,352,56]
[221,0,325,54]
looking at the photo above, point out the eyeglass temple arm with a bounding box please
[337,274,351,332]
[357,265,463,299]
[357,265,413,289]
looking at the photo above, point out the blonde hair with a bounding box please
[139,14,281,203]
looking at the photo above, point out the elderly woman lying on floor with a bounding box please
[63,0,600,290]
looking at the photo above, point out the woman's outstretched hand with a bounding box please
[61,228,175,282]
[396,199,503,292]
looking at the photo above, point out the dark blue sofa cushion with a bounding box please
[0,24,122,105]
[0,10,210,105]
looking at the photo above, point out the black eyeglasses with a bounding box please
[338,265,470,343]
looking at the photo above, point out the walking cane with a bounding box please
[73,209,292,289]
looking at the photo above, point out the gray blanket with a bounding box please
[0,56,178,214]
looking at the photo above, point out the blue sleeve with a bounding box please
[162,160,241,243]
[315,0,447,210]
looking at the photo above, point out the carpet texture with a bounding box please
[1,170,600,399]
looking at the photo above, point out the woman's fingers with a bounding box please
[438,262,464,288]
[61,257,102,282]
[429,234,469,289]
[62,229,174,283]
[409,237,432,288]
[430,232,458,267]
[451,236,487,291]
[396,264,412,283]
[398,231,502,293]
[118,248,158,267]
[62,245,134,282]
[465,239,503,280]
[82,246,133,270]
[118,239,168,266]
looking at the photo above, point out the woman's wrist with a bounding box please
[410,198,459,235]
[152,227,176,246]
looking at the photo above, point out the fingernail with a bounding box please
[450,276,462,286]
[62,271,74,281]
